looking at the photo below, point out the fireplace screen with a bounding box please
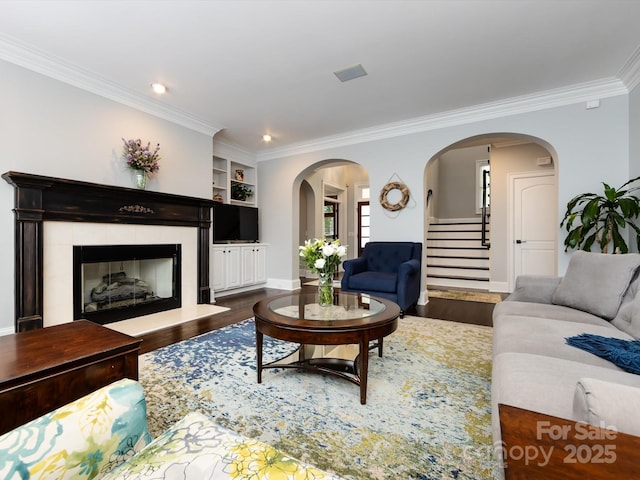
[73,244,181,325]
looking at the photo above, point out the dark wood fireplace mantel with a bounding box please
[3,171,215,332]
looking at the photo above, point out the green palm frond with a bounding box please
[561,178,640,254]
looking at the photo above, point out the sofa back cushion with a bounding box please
[611,272,640,338]
[0,378,151,480]
[552,251,640,320]
[364,242,419,274]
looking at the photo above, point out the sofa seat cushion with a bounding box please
[493,315,631,369]
[551,251,640,320]
[491,352,640,443]
[494,300,613,327]
[105,411,341,480]
[348,271,397,293]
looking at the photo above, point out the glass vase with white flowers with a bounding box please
[299,238,347,306]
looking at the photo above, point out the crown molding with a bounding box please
[0,34,223,137]
[256,77,628,162]
[618,44,640,92]
[212,137,255,165]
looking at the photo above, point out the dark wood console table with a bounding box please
[0,320,142,435]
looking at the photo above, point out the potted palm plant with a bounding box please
[561,177,640,253]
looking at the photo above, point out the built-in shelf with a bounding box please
[212,156,256,205]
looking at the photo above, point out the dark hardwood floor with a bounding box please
[138,283,497,354]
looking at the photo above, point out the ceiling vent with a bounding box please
[334,64,368,82]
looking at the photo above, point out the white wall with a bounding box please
[0,60,214,334]
[258,95,630,296]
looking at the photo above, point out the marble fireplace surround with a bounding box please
[3,171,214,332]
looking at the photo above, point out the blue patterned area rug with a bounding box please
[139,316,495,479]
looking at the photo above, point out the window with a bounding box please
[324,196,339,241]
[357,201,370,256]
[476,159,490,214]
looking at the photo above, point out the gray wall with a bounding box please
[435,145,489,219]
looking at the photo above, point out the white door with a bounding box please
[511,173,557,288]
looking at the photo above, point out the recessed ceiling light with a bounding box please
[262,134,272,142]
[151,83,167,94]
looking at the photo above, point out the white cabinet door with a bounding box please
[211,246,227,291]
[225,246,241,289]
[241,246,256,285]
[253,245,266,283]
[211,245,241,290]
[241,245,267,285]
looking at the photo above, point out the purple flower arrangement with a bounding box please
[122,138,160,174]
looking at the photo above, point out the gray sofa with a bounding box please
[492,251,640,478]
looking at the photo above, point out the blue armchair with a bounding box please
[341,241,422,317]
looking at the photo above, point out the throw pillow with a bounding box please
[566,333,640,374]
[552,251,640,319]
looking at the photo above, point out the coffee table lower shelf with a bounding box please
[258,341,385,400]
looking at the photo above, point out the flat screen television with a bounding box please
[212,203,259,243]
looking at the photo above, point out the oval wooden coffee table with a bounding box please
[253,291,400,404]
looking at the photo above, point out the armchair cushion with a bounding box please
[363,242,417,273]
[348,271,397,293]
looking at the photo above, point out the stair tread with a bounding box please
[427,246,489,251]
[427,264,489,271]
[428,273,490,282]
[428,255,489,260]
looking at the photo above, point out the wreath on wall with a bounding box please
[379,176,410,212]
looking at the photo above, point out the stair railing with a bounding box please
[481,170,491,248]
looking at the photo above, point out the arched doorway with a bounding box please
[425,133,558,293]
[297,161,369,278]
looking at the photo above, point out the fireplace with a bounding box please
[3,171,214,332]
[73,244,181,325]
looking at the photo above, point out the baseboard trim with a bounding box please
[489,281,509,293]
[266,278,300,291]
[0,326,14,336]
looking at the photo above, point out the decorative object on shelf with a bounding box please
[561,176,640,253]
[231,182,253,201]
[235,169,244,181]
[299,238,347,307]
[122,138,160,189]
[213,193,224,203]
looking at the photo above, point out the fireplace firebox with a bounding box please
[73,244,181,325]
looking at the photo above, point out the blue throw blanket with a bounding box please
[566,334,640,375]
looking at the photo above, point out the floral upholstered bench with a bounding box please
[0,378,341,479]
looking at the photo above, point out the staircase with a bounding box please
[426,220,490,290]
